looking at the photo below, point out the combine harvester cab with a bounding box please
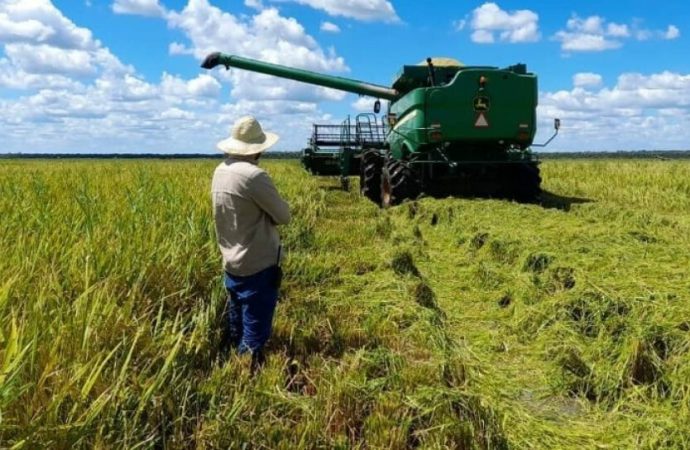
[201,53,559,207]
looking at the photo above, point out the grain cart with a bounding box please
[201,53,559,206]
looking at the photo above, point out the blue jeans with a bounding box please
[223,265,279,355]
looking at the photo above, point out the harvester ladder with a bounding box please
[355,113,387,148]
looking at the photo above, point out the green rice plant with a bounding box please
[0,159,689,448]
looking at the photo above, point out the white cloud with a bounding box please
[287,0,399,23]
[168,41,193,55]
[453,18,466,31]
[351,96,376,112]
[0,0,96,49]
[471,29,494,44]
[0,12,53,41]
[7,1,683,154]
[165,0,348,107]
[0,0,353,153]
[166,3,346,71]
[0,0,222,153]
[573,73,603,89]
[559,34,621,52]
[0,57,83,89]
[554,14,680,52]
[320,21,340,33]
[606,23,629,37]
[4,43,96,75]
[538,71,690,150]
[160,72,222,99]
[244,0,264,10]
[112,0,165,17]
[468,2,540,44]
[554,15,621,52]
[159,107,195,120]
[0,1,132,81]
[665,25,680,40]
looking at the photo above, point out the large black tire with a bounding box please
[359,150,383,205]
[502,162,541,202]
[360,150,383,205]
[380,157,421,208]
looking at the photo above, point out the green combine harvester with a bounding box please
[201,53,559,206]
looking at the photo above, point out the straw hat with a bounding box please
[217,116,279,156]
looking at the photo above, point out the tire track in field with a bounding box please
[303,180,509,448]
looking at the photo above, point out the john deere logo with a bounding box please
[473,96,490,112]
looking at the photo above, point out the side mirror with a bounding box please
[374,99,381,114]
[532,118,561,148]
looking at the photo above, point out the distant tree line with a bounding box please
[1,150,689,160]
[0,152,304,160]
[537,150,690,160]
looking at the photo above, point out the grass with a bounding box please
[0,158,689,448]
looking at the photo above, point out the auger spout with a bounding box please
[201,52,399,101]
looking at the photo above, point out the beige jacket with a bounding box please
[211,158,291,276]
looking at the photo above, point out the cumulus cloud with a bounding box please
[351,96,377,112]
[244,0,264,10]
[606,23,629,38]
[553,15,621,52]
[573,72,603,89]
[4,43,98,76]
[160,72,222,98]
[665,25,680,40]
[286,0,399,23]
[468,2,540,44]
[538,71,690,150]
[165,0,348,107]
[168,41,193,55]
[0,57,83,89]
[166,3,346,71]
[0,0,353,153]
[3,1,686,153]
[452,18,466,31]
[554,14,680,52]
[0,0,96,49]
[111,0,166,17]
[0,0,222,153]
[0,0,132,80]
[158,107,195,120]
[320,21,340,33]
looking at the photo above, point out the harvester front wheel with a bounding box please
[381,158,420,208]
[360,150,383,205]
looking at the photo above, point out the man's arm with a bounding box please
[249,171,291,225]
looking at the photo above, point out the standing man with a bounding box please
[211,116,291,367]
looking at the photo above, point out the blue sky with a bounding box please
[0,0,688,153]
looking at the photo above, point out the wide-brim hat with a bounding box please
[217,115,279,156]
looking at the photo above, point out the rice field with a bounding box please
[1,158,689,449]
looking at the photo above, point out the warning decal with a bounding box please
[475,112,489,128]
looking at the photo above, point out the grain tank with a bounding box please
[201,53,559,206]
